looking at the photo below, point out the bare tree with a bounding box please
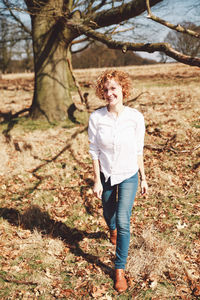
[0,4,32,73]
[1,0,200,122]
[159,21,200,63]
[0,17,19,73]
[166,22,200,58]
[21,39,34,71]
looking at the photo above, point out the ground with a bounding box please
[0,63,199,299]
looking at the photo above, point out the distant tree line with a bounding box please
[2,46,155,73]
[0,16,199,73]
[0,16,33,74]
[2,42,156,74]
[1,59,34,74]
[72,43,156,68]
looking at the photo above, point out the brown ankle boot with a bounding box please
[109,229,117,245]
[114,269,128,293]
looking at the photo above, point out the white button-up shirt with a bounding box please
[88,106,145,186]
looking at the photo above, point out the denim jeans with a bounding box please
[100,172,138,270]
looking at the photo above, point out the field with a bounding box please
[0,63,200,299]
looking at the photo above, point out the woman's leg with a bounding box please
[115,172,138,270]
[100,173,117,231]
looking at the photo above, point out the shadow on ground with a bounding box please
[0,205,113,278]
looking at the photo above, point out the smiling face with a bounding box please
[103,79,123,107]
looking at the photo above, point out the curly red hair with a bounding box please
[95,69,131,100]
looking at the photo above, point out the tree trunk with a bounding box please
[30,13,75,122]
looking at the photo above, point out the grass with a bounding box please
[0,114,84,137]
[191,120,200,128]
[0,63,199,299]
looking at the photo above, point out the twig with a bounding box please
[169,144,200,154]
[71,37,90,45]
[126,92,149,105]
[110,23,121,35]
[2,0,31,35]
[71,40,94,54]
[111,25,135,35]
[67,58,85,104]
[0,275,37,286]
[146,0,200,38]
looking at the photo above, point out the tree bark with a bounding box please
[29,5,75,122]
[91,0,162,28]
[20,0,199,122]
[24,0,163,122]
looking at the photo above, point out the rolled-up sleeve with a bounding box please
[88,113,100,160]
[136,113,145,155]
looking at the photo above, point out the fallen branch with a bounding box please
[125,92,150,105]
[0,274,37,286]
[169,144,200,154]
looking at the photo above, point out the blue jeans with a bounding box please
[100,172,138,270]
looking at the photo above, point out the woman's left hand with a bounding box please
[140,180,148,196]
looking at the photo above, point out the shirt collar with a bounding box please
[105,105,127,119]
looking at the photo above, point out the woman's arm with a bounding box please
[88,113,103,198]
[92,159,103,199]
[137,155,148,195]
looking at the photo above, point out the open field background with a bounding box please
[0,63,200,299]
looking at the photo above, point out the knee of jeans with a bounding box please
[116,218,130,233]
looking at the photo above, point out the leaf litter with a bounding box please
[0,63,199,299]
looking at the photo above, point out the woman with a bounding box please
[88,69,148,293]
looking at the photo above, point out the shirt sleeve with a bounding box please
[136,113,145,155]
[88,112,100,160]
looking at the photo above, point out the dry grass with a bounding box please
[127,227,200,298]
[128,227,179,280]
[0,63,200,299]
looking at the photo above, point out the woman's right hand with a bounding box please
[93,181,103,199]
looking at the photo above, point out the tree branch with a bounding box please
[88,0,162,29]
[67,21,200,67]
[71,40,94,53]
[110,24,135,35]
[2,0,31,35]
[88,0,107,14]
[71,36,90,45]
[67,58,85,104]
[0,36,32,45]
[146,0,200,38]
